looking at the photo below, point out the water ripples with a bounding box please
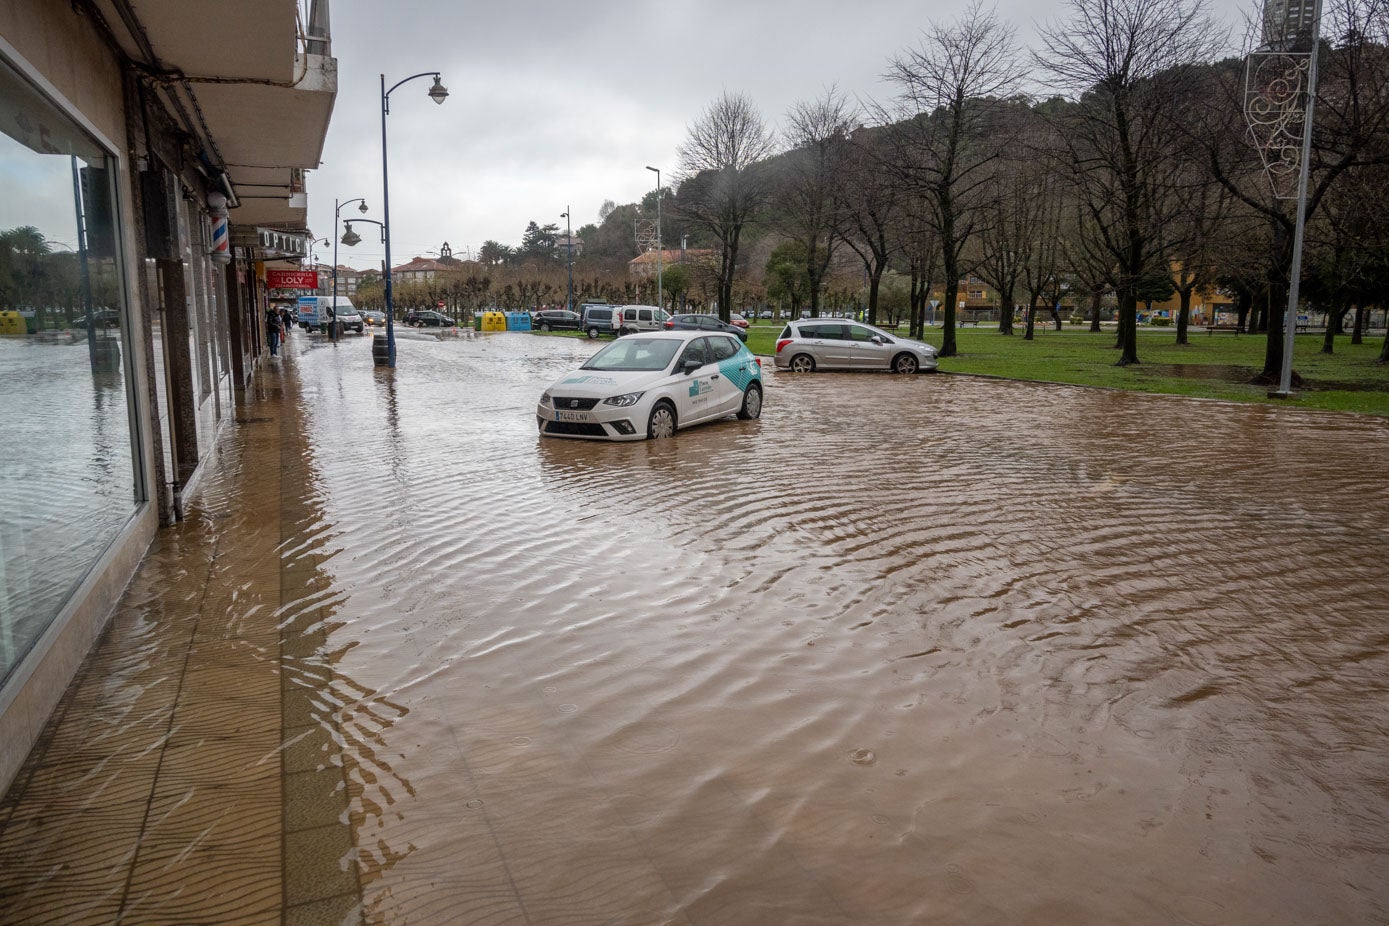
[248,335,1389,921]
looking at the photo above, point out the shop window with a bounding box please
[0,55,142,687]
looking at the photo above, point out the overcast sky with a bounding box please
[0,0,1252,271]
[310,0,1255,270]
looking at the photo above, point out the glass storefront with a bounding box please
[0,56,142,688]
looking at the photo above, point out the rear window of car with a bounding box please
[779,326,792,339]
[709,336,740,361]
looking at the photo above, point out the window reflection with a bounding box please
[0,57,141,687]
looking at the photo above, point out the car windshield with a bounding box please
[581,337,682,372]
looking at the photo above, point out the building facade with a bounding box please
[0,0,336,791]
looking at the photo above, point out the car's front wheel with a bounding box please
[586,326,601,339]
[540,323,551,332]
[893,353,919,374]
[737,383,762,420]
[789,353,816,373]
[647,401,676,439]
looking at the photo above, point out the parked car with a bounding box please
[72,309,120,328]
[758,310,774,319]
[729,313,750,329]
[297,296,362,332]
[773,320,939,374]
[580,305,620,339]
[361,310,386,327]
[537,330,763,441]
[532,309,582,331]
[617,305,671,334]
[405,310,453,327]
[664,313,748,342]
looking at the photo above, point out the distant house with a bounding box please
[391,257,450,284]
[314,264,366,297]
[557,235,583,258]
[628,248,714,278]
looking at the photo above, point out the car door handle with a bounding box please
[711,374,720,379]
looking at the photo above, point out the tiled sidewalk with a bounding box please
[0,353,362,925]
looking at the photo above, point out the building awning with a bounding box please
[86,0,336,230]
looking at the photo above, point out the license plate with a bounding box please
[555,410,592,422]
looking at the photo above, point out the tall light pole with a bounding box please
[1245,0,1322,397]
[560,207,574,312]
[381,71,448,368]
[646,166,662,310]
[333,197,369,342]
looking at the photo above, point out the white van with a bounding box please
[296,295,363,333]
[618,305,670,335]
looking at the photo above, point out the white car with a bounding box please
[773,319,939,374]
[537,331,764,441]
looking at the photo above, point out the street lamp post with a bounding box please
[339,218,385,311]
[332,197,369,342]
[646,166,662,310]
[381,71,449,368]
[308,237,334,338]
[561,207,574,312]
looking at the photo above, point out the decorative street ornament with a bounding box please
[1243,51,1312,199]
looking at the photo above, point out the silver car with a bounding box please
[773,320,939,374]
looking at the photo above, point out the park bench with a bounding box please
[1206,324,1242,335]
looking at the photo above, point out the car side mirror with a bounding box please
[871,335,885,344]
[682,359,702,374]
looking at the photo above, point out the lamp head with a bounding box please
[340,223,362,247]
[358,201,369,213]
[428,76,449,105]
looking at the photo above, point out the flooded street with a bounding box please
[4,330,1388,924]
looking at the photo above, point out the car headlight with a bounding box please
[603,391,645,407]
[540,391,553,406]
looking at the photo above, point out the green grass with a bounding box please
[531,323,1389,416]
[912,326,1389,415]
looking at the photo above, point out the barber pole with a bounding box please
[208,192,231,265]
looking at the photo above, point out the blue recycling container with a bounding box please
[505,311,532,331]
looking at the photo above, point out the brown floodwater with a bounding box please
[9,330,1389,924]
[285,333,1389,924]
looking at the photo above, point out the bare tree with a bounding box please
[974,106,1061,337]
[774,89,859,319]
[1157,156,1236,344]
[880,1,1026,357]
[1018,157,1070,340]
[1192,0,1389,379]
[677,92,778,321]
[840,129,903,326]
[1037,0,1227,365]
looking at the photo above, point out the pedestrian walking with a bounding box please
[266,306,282,356]
[280,306,293,335]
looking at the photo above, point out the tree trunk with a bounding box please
[1176,287,1192,345]
[1089,289,1103,332]
[1322,303,1348,354]
[998,285,1015,335]
[867,264,884,326]
[1116,288,1139,365]
[1260,281,1288,382]
[1351,304,1365,345]
[1024,294,1039,341]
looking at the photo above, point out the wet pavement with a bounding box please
[2,330,1387,925]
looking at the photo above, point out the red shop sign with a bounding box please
[267,269,319,289]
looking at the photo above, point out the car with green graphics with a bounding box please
[537,330,763,441]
